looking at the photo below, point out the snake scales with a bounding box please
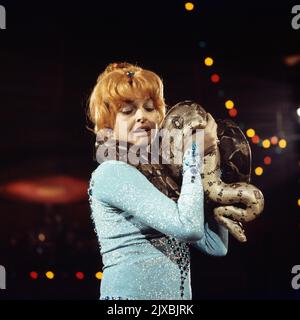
[95,100,264,242]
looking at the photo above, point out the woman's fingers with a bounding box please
[206,113,216,131]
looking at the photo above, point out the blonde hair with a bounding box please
[86,62,166,134]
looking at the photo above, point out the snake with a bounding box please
[95,100,265,242]
[158,100,264,242]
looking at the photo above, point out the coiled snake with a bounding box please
[95,100,265,242]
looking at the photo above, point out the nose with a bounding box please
[135,107,147,123]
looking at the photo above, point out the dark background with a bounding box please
[0,0,300,299]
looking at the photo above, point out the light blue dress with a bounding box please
[88,142,228,300]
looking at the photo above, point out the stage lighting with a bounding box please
[185,2,194,11]
[204,57,214,66]
[262,139,271,148]
[211,74,220,83]
[264,156,272,165]
[30,271,38,280]
[278,139,287,148]
[45,271,54,279]
[225,100,234,109]
[228,108,237,117]
[75,272,84,280]
[255,167,263,176]
[246,128,255,138]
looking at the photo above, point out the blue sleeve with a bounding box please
[92,144,205,242]
[189,223,228,256]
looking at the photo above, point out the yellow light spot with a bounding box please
[185,2,194,11]
[38,233,46,242]
[204,57,214,66]
[246,128,255,138]
[278,139,287,148]
[255,167,263,176]
[95,272,103,280]
[298,199,300,207]
[45,271,54,279]
[262,139,271,148]
[225,100,234,109]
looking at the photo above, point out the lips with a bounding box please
[133,125,152,133]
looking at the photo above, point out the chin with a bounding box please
[131,136,151,147]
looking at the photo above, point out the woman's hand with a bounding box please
[183,112,218,157]
[203,113,218,156]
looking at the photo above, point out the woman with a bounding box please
[87,62,228,300]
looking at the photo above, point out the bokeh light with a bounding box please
[270,136,278,145]
[264,156,272,165]
[246,128,255,138]
[278,139,287,148]
[228,108,238,117]
[185,2,194,11]
[262,139,271,148]
[45,271,54,279]
[225,100,234,109]
[252,135,260,144]
[30,271,38,280]
[198,41,206,48]
[255,167,263,176]
[275,146,282,154]
[204,57,214,66]
[38,233,46,242]
[75,272,84,280]
[95,272,103,280]
[211,74,220,83]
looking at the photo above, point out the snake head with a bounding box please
[160,101,208,160]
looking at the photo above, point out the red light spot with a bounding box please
[76,272,84,280]
[228,108,238,117]
[264,156,272,165]
[252,135,260,144]
[210,73,220,83]
[30,271,38,280]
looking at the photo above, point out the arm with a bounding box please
[183,140,228,256]
[92,142,204,242]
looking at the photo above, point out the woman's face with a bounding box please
[113,97,160,146]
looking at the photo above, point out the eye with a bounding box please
[144,105,155,112]
[172,116,183,129]
[144,101,155,112]
[120,105,134,114]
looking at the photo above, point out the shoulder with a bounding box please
[91,160,149,202]
[94,160,133,174]
[92,160,140,183]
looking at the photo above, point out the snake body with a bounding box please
[158,101,264,242]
